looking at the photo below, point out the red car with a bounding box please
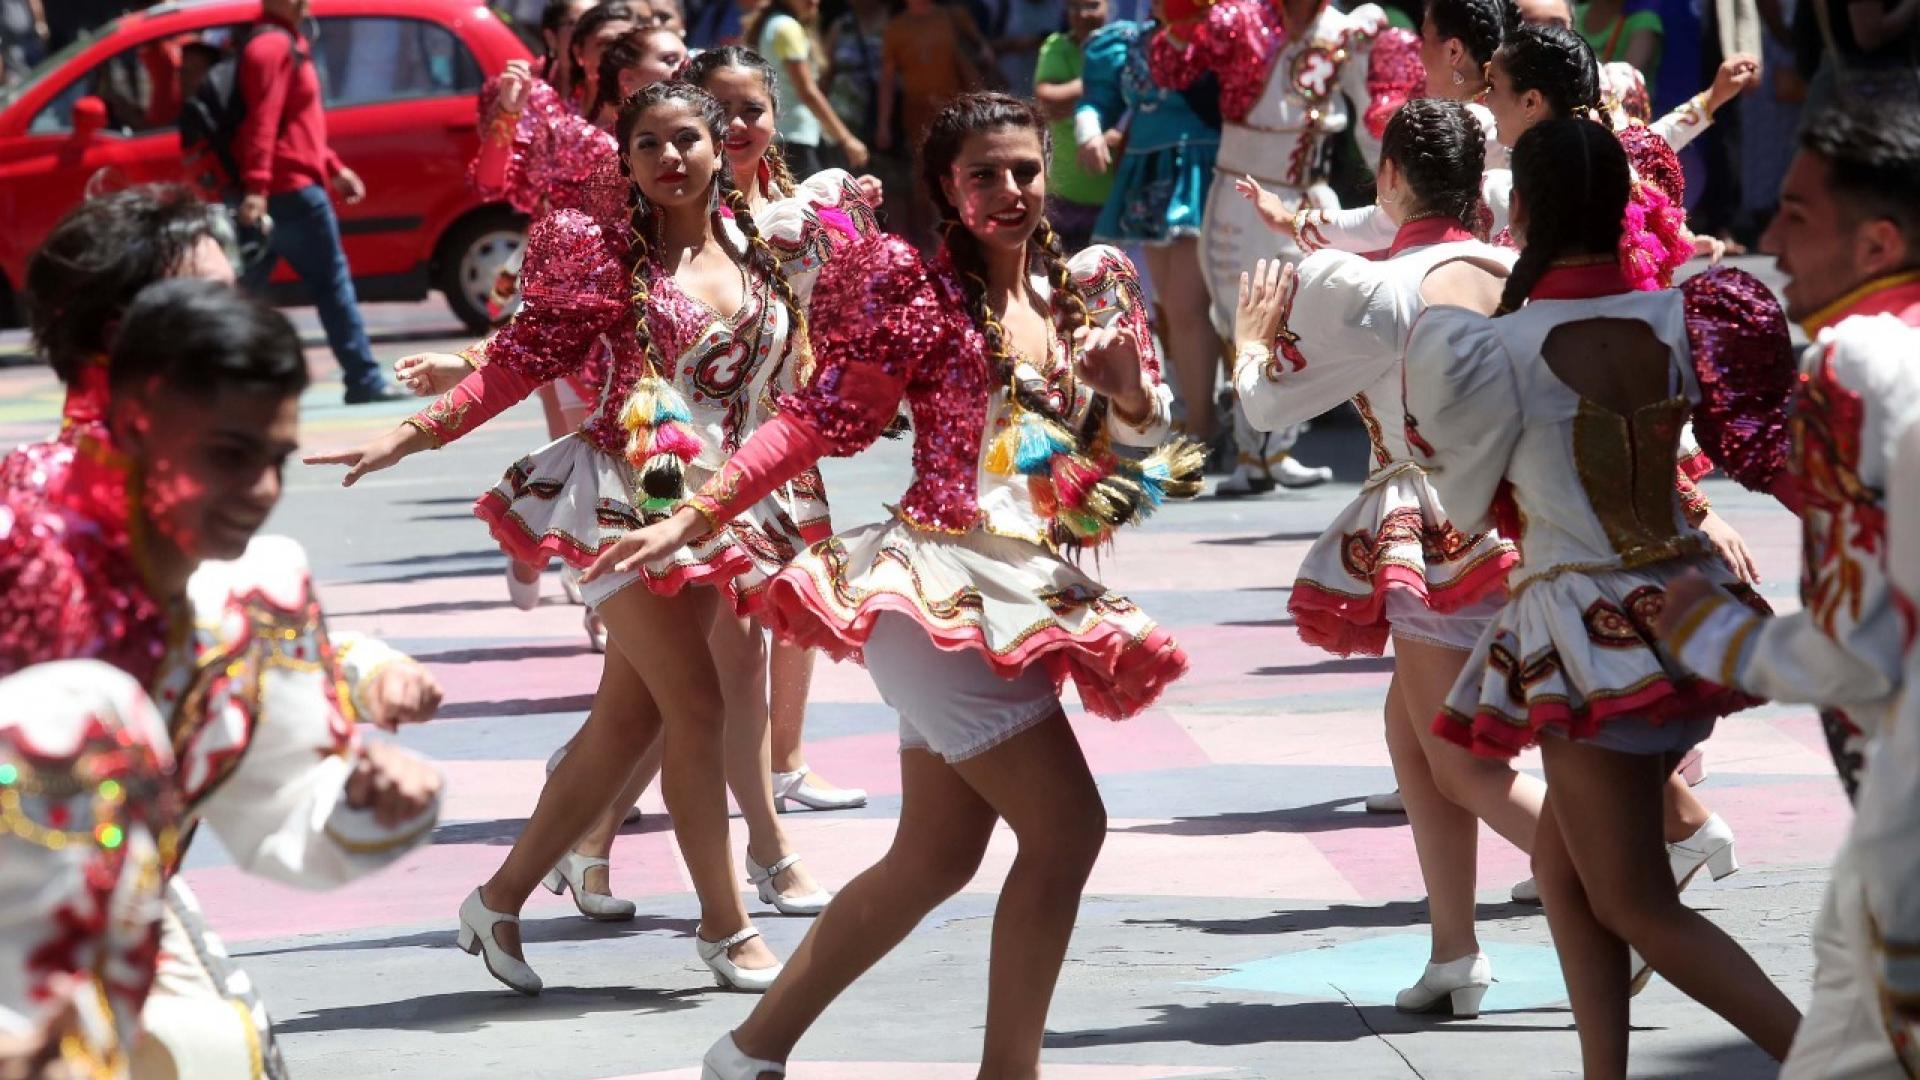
[0,0,532,332]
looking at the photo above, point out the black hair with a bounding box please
[568,2,640,99]
[613,81,809,420]
[590,27,680,120]
[919,93,1096,436]
[1380,98,1487,228]
[1801,102,1920,258]
[1428,0,1507,67]
[684,46,800,193]
[1493,22,1600,119]
[26,184,238,384]
[541,0,583,44]
[107,279,308,400]
[1498,117,1629,313]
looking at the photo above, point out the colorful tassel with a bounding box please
[620,376,700,515]
[1012,413,1075,477]
[1028,474,1060,519]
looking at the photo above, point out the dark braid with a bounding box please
[590,28,653,122]
[568,3,639,104]
[1428,0,1508,68]
[1497,117,1629,315]
[1494,23,1601,120]
[685,46,801,198]
[1380,98,1487,229]
[723,183,814,384]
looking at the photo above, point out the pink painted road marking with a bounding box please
[614,1065,1237,1079]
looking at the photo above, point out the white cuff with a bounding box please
[1073,109,1104,148]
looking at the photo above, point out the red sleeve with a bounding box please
[235,30,295,195]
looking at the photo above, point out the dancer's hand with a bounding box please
[303,424,434,486]
[1698,510,1761,583]
[365,662,444,730]
[1077,134,1112,176]
[1234,174,1293,234]
[1235,257,1295,350]
[1073,322,1151,418]
[496,60,532,115]
[345,741,441,828]
[395,351,471,396]
[581,506,707,583]
[1653,571,1725,640]
[1706,53,1761,114]
[855,173,885,206]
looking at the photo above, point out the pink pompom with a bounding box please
[649,422,702,462]
[1051,456,1103,509]
[1618,181,1691,291]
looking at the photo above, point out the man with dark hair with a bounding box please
[0,278,444,1077]
[1660,101,1920,1079]
[232,0,402,404]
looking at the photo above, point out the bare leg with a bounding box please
[732,748,998,1061]
[1382,651,1484,963]
[1397,636,1545,853]
[953,712,1108,1076]
[1664,771,1712,843]
[476,640,662,960]
[570,749,661,895]
[1532,791,1632,1077]
[768,639,814,775]
[1144,239,1219,441]
[1541,737,1801,1063]
[708,613,822,900]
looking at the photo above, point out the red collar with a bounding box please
[1800,270,1920,336]
[60,356,110,432]
[1384,217,1477,259]
[1529,258,1636,302]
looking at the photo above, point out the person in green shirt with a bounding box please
[1575,0,1665,85]
[1033,0,1113,251]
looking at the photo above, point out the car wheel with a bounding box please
[435,208,527,333]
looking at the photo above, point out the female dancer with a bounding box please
[1234,99,1524,1016]
[689,44,876,813]
[1405,116,1799,1071]
[1072,16,1222,444]
[310,82,849,994]
[590,93,1196,1079]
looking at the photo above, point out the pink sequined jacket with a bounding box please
[687,235,1173,540]
[471,77,628,234]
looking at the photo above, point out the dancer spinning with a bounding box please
[310,81,853,994]
[1148,0,1422,495]
[587,91,1197,1080]
[1233,99,1524,1016]
[1406,117,1799,1073]
[1657,102,1920,1079]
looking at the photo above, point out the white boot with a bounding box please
[1395,953,1492,1018]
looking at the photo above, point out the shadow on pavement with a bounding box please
[348,547,501,568]
[437,694,596,720]
[1253,656,1397,677]
[1114,798,1407,837]
[1043,1000,1548,1049]
[410,642,598,665]
[1123,899,1542,936]
[1196,530,1326,547]
[1641,1035,1783,1077]
[272,984,706,1035]
[237,913,698,962]
[429,815,670,846]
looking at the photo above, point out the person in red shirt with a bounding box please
[233,0,403,403]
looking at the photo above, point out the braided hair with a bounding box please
[590,28,650,122]
[1494,23,1601,120]
[684,45,801,197]
[1497,117,1629,314]
[568,2,640,105]
[613,81,810,406]
[1429,0,1509,68]
[1381,99,1488,229]
[919,92,1097,437]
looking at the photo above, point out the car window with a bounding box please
[29,28,242,137]
[311,17,482,108]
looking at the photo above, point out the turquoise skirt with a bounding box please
[1093,135,1218,247]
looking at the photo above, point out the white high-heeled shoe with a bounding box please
[542,852,637,921]
[697,927,783,992]
[547,745,643,823]
[1395,953,1491,1018]
[771,765,867,813]
[584,609,607,653]
[701,1032,785,1079]
[1363,789,1405,814]
[456,888,542,995]
[560,565,585,606]
[1669,814,1738,890]
[746,853,831,916]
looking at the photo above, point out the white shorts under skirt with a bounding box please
[861,613,1061,763]
[1385,589,1505,652]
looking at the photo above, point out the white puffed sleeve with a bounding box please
[1403,305,1525,534]
[1072,244,1174,447]
[331,631,411,727]
[1235,248,1399,434]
